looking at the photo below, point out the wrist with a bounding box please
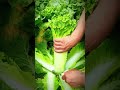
[71,32,81,44]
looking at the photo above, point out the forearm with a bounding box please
[86,0,119,53]
[71,9,85,43]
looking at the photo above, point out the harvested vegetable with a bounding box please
[35,0,85,90]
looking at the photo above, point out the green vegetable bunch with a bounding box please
[35,0,85,90]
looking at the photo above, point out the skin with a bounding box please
[86,0,119,53]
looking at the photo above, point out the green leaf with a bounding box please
[35,50,54,72]
[65,42,85,70]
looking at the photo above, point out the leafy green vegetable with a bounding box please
[66,42,85,70]
[35,50,54,72]
[35,0,85,90]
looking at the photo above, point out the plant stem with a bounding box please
[54,51,67,74]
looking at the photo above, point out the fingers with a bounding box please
[62,74,66,80]
[54,44,65,52]
[54,40,63,45]
[54,46,62,49]
[62,70,72,82]
[54,42,62,46]
[62,73,78,87]
[62,71,79,88]
[53,36,72,52]
[54,38,63,46]
[54,49,65,53]
[54,38,64,43]
[54,40,64,52]
[62,69,84,88]
[54,45,67,52]
[54,38,67,52]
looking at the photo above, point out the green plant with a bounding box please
[35,0,85,90]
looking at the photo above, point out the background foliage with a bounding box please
[0,0,35,90]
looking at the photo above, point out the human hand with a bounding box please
[62,69,85,88]
[54,35,77,53]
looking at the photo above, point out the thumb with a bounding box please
[54,38,64,42]
[62,73,66,80]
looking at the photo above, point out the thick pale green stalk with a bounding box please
[47,72,55,90]
[54,51,67,74]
